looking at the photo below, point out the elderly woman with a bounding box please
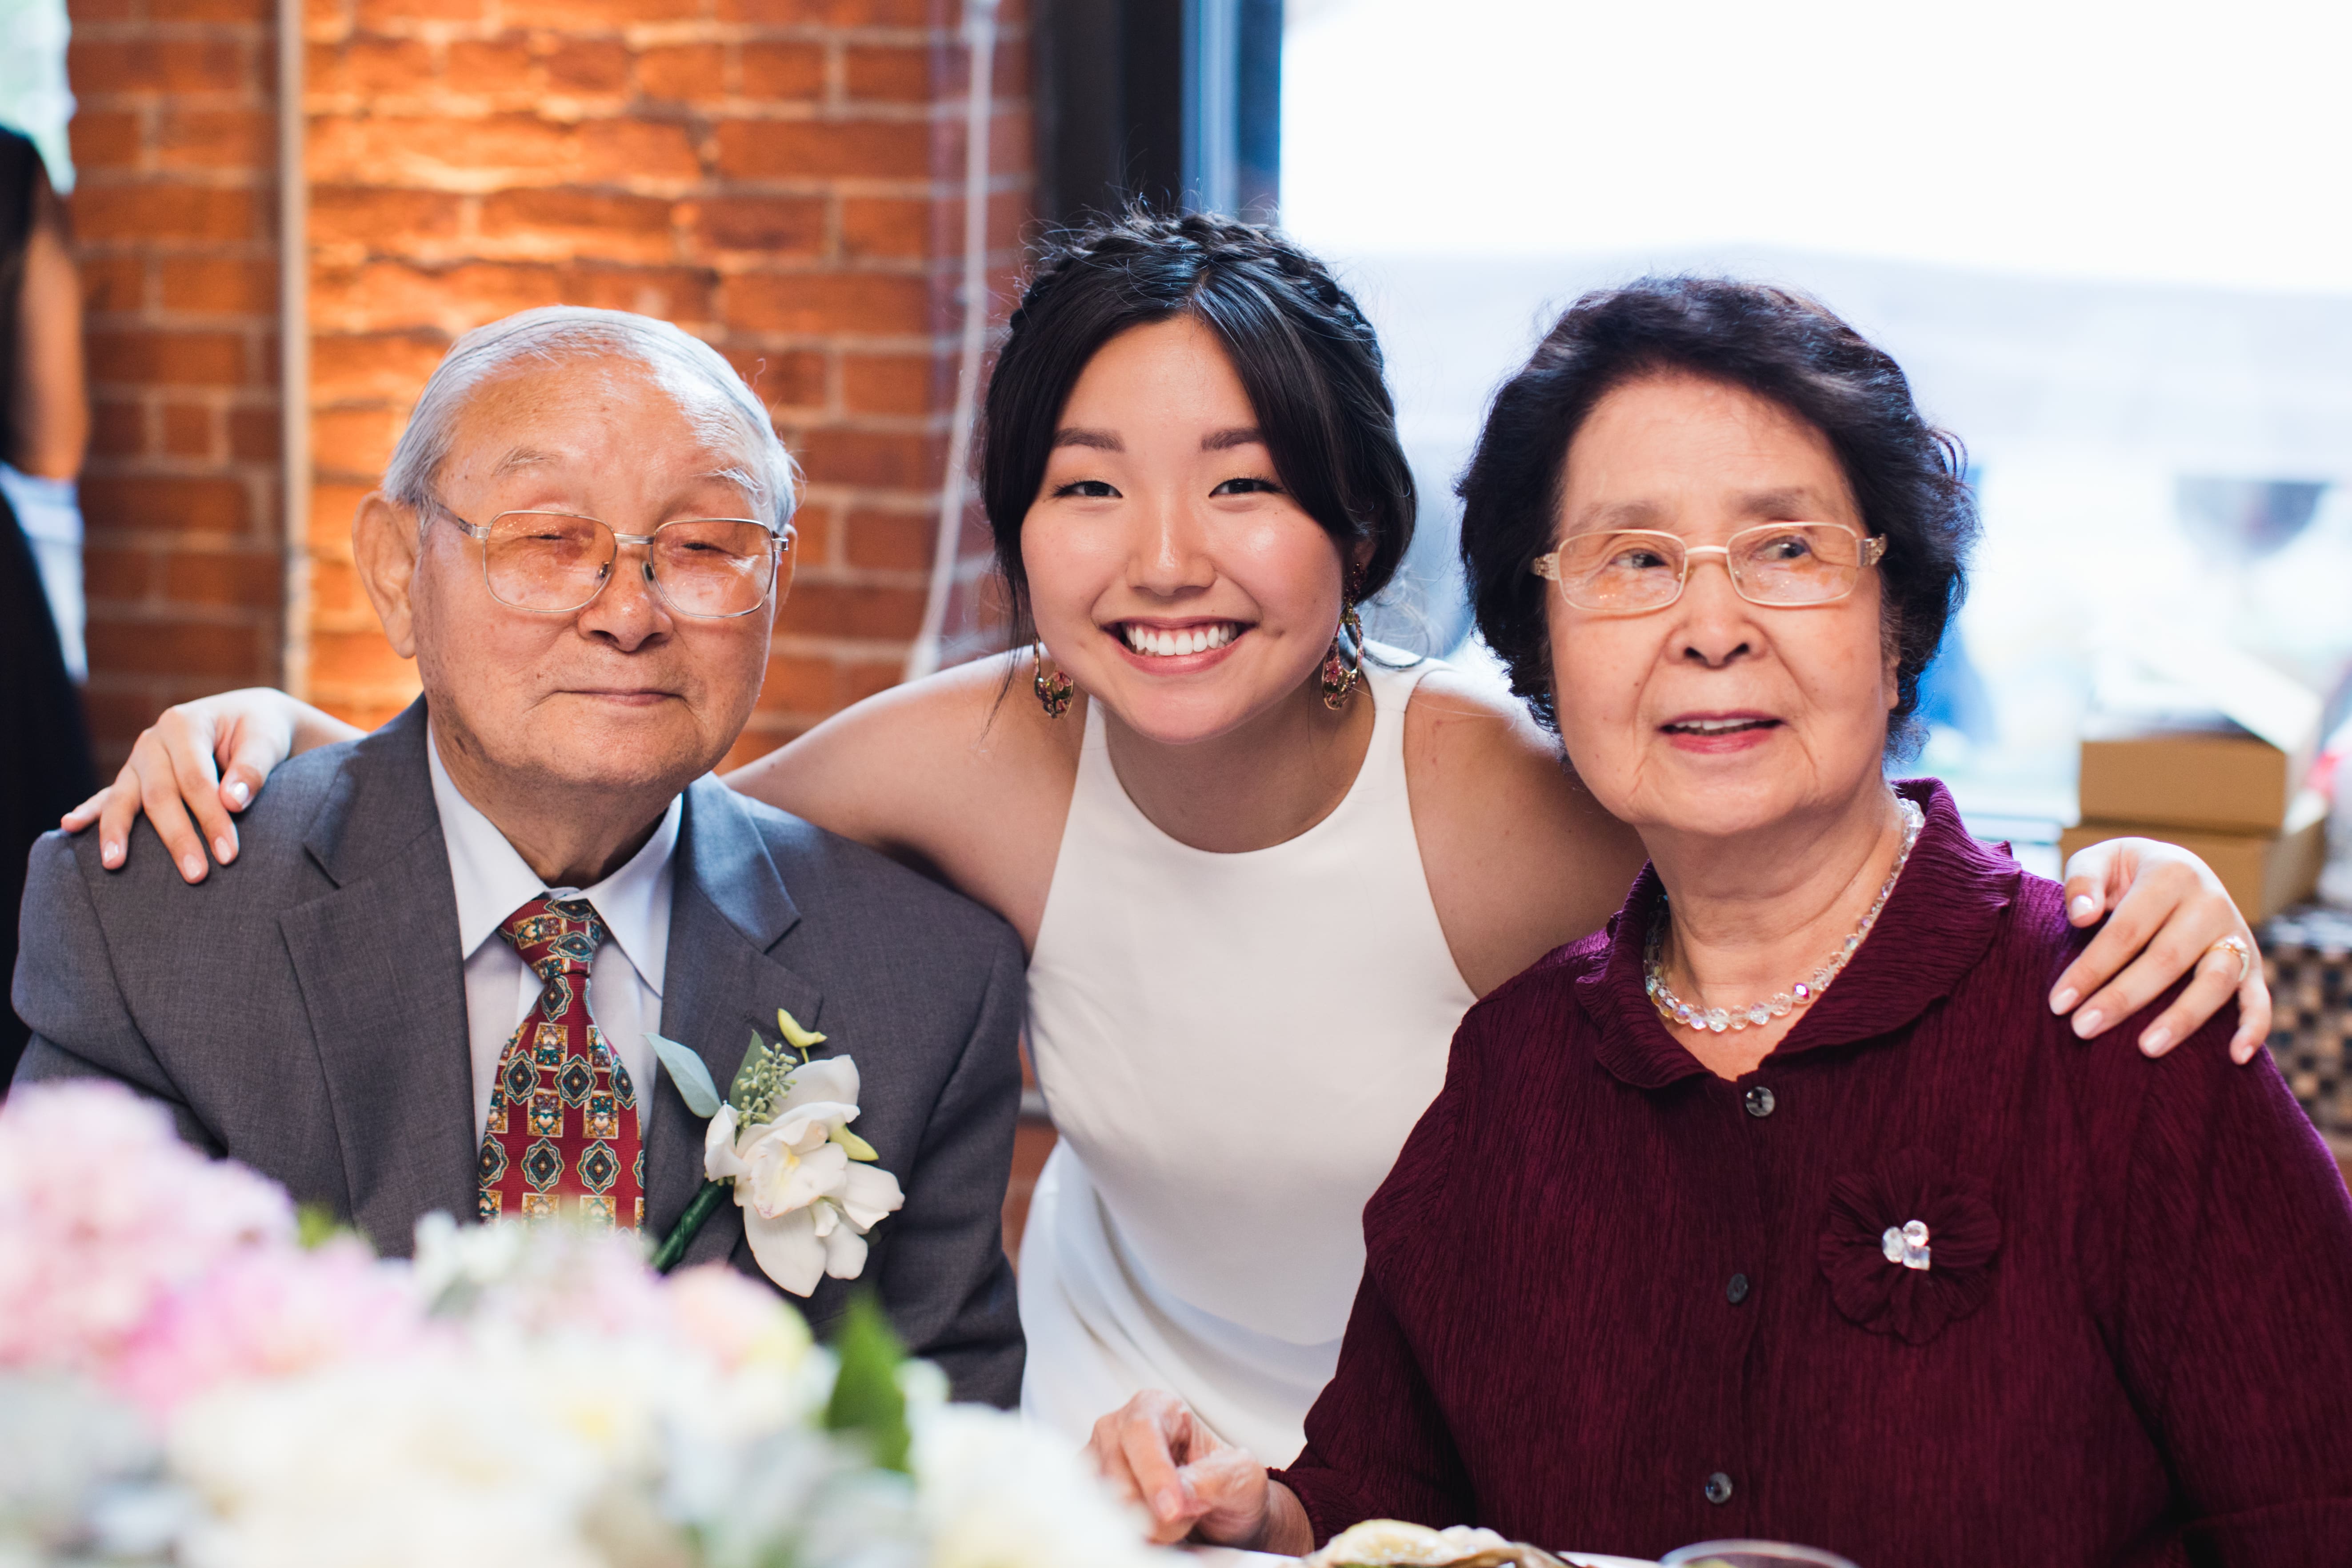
[1095,279,2352,1564]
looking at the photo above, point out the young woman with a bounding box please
[69,213,2270,1463]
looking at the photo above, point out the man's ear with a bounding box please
[768,529,797,622]
[353,492,423,659]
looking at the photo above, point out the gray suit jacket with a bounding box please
[12,702,1027,1405]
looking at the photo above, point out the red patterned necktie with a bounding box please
[476,895,644,1228]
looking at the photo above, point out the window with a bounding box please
[1286,0,2352,829]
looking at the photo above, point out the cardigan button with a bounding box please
[1704,1471,1735,1505]
[1744,1084,1776,1118]
[1726,1272,1751,1305]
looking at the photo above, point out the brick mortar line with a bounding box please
[87,333,291,347]
[92,400,282,416]
[298,169,1018,190]
[794,491,951,511]
[86,456,278,472]
[77,545,285,564]
[83,595,280,621]
[84,312,287,326]
[791,575,932,593]
[308,230,961,252]
[296,178,969,199]
[765,636,927,659]
[303,253,957,274]
[76,158,278,174]
[73,25,276,40]
[75,175,280,192]
[300,96,1020,122]
[75,229,281,240]
[75,95,279,111]
[309,24,980,47]
[146,180,1016,211]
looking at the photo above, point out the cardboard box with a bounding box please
[2079,624,2323,835]
[2060,790,2329,924]
[2078,721,2302,835]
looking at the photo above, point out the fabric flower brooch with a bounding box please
[1816,1146,2001,1345]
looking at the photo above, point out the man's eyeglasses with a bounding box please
[1531,522,1888,615]
[428,500,790,620]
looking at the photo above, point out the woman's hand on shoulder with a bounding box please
[2051,836,2272,1064]
[1404,665,1647,996]
[60,688,356,883]
[1086,1390,1307,1552]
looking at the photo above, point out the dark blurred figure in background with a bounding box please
[1,118,93,1083]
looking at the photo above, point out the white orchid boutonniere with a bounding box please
[648,1011,904,1296]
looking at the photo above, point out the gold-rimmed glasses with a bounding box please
[428,499,790,620]
[1532,522,1887,615]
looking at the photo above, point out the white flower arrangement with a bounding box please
[0,1081,1169,1568]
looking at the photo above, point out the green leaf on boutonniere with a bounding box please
[732,1032,801,1124]
[731,1032,769,1107]
[824,1292,910,1473]
[833,1128,880,1162]
[648,1032,723,1119]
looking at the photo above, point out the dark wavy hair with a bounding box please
[1458,276,1977,756]
[980,210,1414,644]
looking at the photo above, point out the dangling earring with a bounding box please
[1033,640,1075,718]
[1319,584,1364,711]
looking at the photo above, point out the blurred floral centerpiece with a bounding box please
[0,1080,1164,1568]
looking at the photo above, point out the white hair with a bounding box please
[380,305,801,531]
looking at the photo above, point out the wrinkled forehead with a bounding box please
[1557,372,1862,540]
[445,354,771,506]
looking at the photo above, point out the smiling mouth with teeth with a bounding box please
[1663,716,1778,734]
[1120,622,1241,658]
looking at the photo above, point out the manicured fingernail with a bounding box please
[225,780,250,807]
[2069,894,2098,922]
[2050,987,2078,1014]
[2072,1008,2103,1039]
[213,836,235,863]
[180,854,204,881]
[102,841,121,866]
[2140,1026,2171,1056]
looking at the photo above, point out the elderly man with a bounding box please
[11,307,1027,1403]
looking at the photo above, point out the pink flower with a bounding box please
[0,1082,295,1375]
[112,1238,426,1416]
[664,1263,810,1371]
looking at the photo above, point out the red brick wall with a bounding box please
[295,0,1033,765]
[69,0,286,769]
[64,0,1030,766]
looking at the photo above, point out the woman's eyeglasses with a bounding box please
[429,500,790,620]
[1532,522,1887,615]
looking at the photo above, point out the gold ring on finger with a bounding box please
[2206,935,2252,985]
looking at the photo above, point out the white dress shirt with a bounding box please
[427,728,678,1143]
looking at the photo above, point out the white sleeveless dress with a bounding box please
[1018,651,1480,1463]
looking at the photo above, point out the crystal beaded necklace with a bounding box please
[1644,795,1926,1035]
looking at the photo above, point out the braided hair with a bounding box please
[979,209,1415,645]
